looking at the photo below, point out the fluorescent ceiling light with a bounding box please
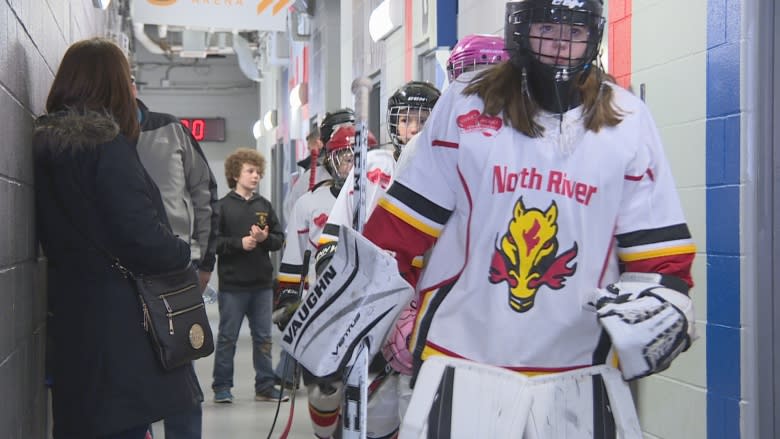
[252,120,263,139]
[92,0,111,9]
[290,84,302,109]
[263,110,278,131]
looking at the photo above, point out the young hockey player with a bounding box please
[274,125,379,439]
[299,81,439,439]
[385,81,441,161]
[385,33,510,390]
[282,109,355,222]
[362,0,697,436]
[274,111,358,389]
[317,81,441,257]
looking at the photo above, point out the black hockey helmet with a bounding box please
[320,108,356,144]
[386,81,440,156]
[504,0,605,113]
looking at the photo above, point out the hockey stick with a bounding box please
[342,77,372,439]
[268,250,311,439]
[351,77,371,233]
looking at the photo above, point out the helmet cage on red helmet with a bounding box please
[386,81,440,153]
[447,34,508,82]
[325,126,377,184]
[505,0,605,80]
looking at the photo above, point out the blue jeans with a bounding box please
[212,289,276,392]
[161,403,202,439]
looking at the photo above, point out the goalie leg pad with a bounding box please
[307,381,344,438]
[367,374,401,438]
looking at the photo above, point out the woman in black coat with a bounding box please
[34,38,203,438]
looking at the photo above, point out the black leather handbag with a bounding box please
[131,263,215,370]
[48,174,214,371]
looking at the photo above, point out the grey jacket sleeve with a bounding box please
[181,127,217,271]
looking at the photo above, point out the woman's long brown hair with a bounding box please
[464,62,624,138]
[46,38,139,141]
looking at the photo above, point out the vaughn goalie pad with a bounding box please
[400,358,641,439]
[280,226,414,379]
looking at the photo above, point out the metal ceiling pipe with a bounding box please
[133,22,165,55]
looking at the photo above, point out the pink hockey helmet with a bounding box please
[447,34,508,81]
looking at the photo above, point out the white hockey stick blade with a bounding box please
[281,226,414,378]
[400,357,534,439]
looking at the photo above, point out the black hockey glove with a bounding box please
[314,241,338,277]
[272,288,301,331]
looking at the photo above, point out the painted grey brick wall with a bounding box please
[0,1,108,437]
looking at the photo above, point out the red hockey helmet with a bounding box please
[325,125,378,184]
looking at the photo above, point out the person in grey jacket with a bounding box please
[133,98,218,439]
[135,99,218,287]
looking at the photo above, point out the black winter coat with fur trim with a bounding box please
[33,111,203,437]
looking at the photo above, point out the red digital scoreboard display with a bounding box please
[180,118,226,142]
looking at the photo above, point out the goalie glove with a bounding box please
[272,288,301,331]
[587,272,696,381]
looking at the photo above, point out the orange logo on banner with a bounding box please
[146,0,177,5]
[256,0,290,15]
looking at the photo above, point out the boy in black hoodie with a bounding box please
[212,148,287,403]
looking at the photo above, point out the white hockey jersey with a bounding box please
[362,80,696,373]
[317,148,395,244]
[283,164,330,223]
[277,181,338,292]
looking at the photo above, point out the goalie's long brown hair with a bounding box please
[463,62,624,138]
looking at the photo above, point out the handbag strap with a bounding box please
[45,168,136,279]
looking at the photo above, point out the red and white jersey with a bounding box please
[283,164,330,223]
[318,148,395,244]
[362,81,696,373]
[277,181,338,291]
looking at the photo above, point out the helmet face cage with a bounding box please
[386,82,440,151]
[327,146,355,182]
[387,105,432,149]
[447,35,507,81]
[506,0,604,79]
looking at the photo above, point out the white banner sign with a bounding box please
[132,0,289,31]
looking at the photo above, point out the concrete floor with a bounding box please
[151,300,315,439]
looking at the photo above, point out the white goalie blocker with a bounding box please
[400,357,642,439]
[280,226,414,379]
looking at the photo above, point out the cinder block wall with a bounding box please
[0,1,108,437]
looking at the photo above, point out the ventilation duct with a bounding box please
[233,33,263,82]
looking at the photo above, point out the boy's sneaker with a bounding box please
[255,386,290,402]
[213,389,234,403]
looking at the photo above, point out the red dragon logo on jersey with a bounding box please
[367,168,392,189]
[313,213,329,228]
[456,109,503,137]
[488,198,578,313]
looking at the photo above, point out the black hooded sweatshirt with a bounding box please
[216,190,284,291]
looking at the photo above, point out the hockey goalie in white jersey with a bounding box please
[358,0,697,437]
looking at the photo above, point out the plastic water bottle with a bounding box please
[202,284,218,304]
